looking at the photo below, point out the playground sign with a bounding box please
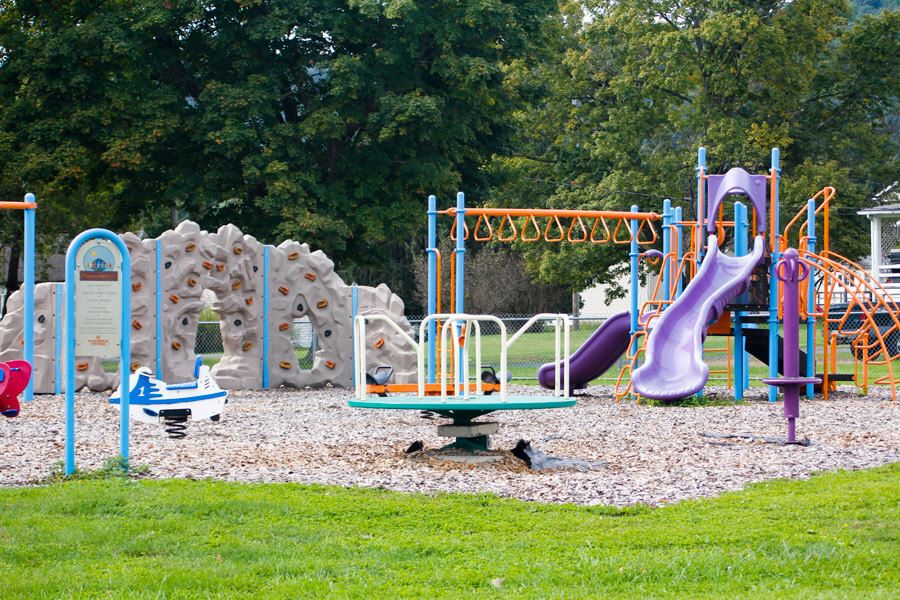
[73,238,123,356]
[64,228,131,475]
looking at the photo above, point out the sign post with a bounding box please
[64,229,131,475]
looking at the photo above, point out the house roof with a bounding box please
[858,183,900,217]
[0,246,66,284]
[859,202,900,217]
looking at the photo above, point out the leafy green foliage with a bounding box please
[0,0,557,306]
[493,0,900,290]
[44,455,150,483]
[0,465,899,597]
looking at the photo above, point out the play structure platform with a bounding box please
[351,314,575,451]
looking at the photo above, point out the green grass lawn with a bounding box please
[1,464,898,598]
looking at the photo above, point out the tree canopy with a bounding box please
[0,0,556,308]
[492,0,900,292]
[1,0,899,309]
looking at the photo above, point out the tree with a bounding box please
[0,0,559,310]
[492,0,900,294]
[410,240,571,316]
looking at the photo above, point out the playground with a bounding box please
[2,147,900,497]
[2,383,899,506]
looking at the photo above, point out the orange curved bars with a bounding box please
[590,217,612,243]
[782,187,836,253]
[567,216,588,242]
[473,214,494,241]
[497,214,518,241]
[0,202,37,210]
[544,215,565,242]
[800,250,900,401]
[448,221,470,242]
[521,215,542,242]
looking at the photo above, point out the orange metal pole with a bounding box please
[0,202,37,210]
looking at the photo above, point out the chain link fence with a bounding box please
[190,312,866,386]
[196,317,317,369]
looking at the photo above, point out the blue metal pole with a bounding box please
[454,192,466,392]
[768,148,781,402]
[806,198,817,398]
[262,246,270,389]
[118,240,131,462]
[629,205,640,357]
[454,192,466,314]
[696,147,707,269]
[155,239,162,379]
[65,263,75,473]
[662,199,672,302]
[734,202,748,401]
[23,194,35,402]
[427,195,437,384]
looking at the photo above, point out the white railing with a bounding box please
[353,312,571,403]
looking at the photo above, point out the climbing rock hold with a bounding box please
[317,299,328,308]
[305,273,316,281]
[187,278,197,287]
[325,361,335,369]
[169,294,180,304]
[130,362,141,371]
[132,320,142,330]
[242,341,253,351]
[231,280,242,290]
[288,251,300,260]
[181,317,189,326]
[233,246,243,255]
[278,286,289,295]
[279,361,292,369]
[202,261,213,270]
[375,337,385,348]
[185,243,196,252]
[216,264,225,271]
[164,261,172,269]
[245,297,254,305]
[132,282,142,291]
[323,330,332,338]
[171,341,182,350]
[37,314,45,323]
[296,303,304,312]
[279,322,290,331]
[76,362,88,371]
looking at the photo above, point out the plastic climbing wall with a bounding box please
[0,220,416,393]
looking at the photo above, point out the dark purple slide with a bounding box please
[538,310,632,391]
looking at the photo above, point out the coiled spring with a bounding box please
[159,408,191,439]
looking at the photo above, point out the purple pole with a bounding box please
[762,248,819,443]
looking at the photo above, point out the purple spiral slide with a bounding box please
[631,235,764,399]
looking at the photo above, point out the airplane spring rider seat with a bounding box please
[110,357,227,438]
[0,361,32,418]
[762,248,820,443]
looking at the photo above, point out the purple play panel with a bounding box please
[538,310,631,391]
[706,168,768,234]
[631,235,764,400]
